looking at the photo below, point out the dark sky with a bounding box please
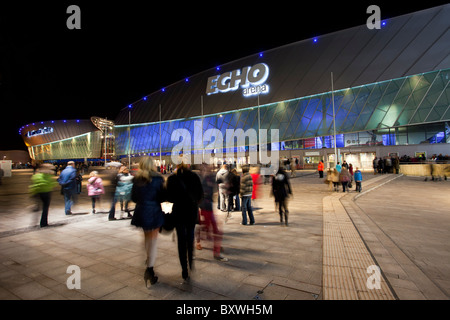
[0,1,448,151]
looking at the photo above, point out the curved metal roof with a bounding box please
[114,4,450,126]
[21,119,99,147]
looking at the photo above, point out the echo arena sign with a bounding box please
[206,63,270,97]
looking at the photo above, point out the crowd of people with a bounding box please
[324,160,363,193]
[27,158,299,287]
[27,152,447,287]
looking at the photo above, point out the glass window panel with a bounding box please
[407,125,427,144]
[305,110,323,137]
[339,88,356,111]
[431,83,450,121]
[304,98,320,119]
[377,79,403,112]
[295,117,312,138]
[335,107,350,132]
[352,86,371,115]
[382,75,421,127]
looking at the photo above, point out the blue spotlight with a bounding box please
[185,78,189,82]
[143,96,147,101]
[259,52,263,57]
[313,37,318,43]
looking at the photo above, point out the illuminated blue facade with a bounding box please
[114,68,450,157]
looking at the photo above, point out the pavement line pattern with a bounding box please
[322,192,395,300]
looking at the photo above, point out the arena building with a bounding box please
[21,5,450,170]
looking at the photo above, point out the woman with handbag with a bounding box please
[131,157,165,286]
[339,167,352,193]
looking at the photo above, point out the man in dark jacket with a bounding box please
[271,167,292,226]
[166,163,203,280]
[57,161,77,215]
[239,165,255,225]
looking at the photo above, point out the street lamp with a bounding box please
[128,105,132,169]
[331,72,337,168]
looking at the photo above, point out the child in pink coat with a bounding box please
[87,171,105,213]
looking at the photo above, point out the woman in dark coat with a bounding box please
[271,167,292,226]
[166,163,203,281]
[131,157,165,286]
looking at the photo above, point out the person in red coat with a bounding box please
[318,160,324,178]
[250,166,260,201]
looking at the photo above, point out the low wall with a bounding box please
[400,163,450,177]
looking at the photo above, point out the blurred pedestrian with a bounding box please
[196,164,228,262]
[75,169,83,194]
[216,164,230,212]
[115,166,134,218]
[339,167,351,192]
[331,168,340,192]
[378,158,384,174]
[393,156,400,174]
[354,167,363,192]
[29,163,57,227]
[335,162,342,173]
[373,157,378,175]
[318,160,324,178]
[250,166,261,207]
[325,169,334,191]
[131,157,165,287]
[57,161,77,215]
[107,164,122,221]
[271,167,292,226]
[166,162,204,281]
[229,168,240,212]
[86,171,105,214]
[240,165,255,225]
[290,158,296,177]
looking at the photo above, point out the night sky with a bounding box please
[1,1,447,151]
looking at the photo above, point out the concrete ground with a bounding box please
[0,168,449,301]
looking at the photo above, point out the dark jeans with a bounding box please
[319,170,324,178]
[355,181,362,192]
[39,192,51,227]
[241,196,255,225]
[342,181,349,192]
[277,199,289,223]
[176,223,195,274]
[108,192,117,219]
[63,189,76,214]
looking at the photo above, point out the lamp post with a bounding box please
[128,106,131,169]
[104,118,107,167]
[331,72,337,168]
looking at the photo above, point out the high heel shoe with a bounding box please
[144,267,158,287]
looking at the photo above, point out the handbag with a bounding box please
[159,213,175,235]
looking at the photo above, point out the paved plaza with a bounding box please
[0,168,449,301]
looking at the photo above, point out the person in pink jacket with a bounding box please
[87,171,105,213]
